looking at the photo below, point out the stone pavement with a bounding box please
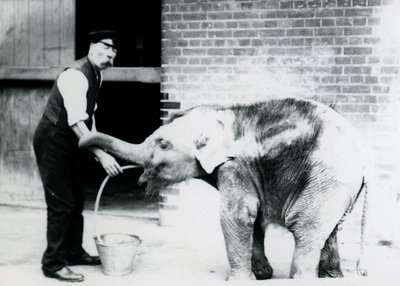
[1,188,400,286]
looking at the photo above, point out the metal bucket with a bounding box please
[94,165,142,276]
[95,233,141,276]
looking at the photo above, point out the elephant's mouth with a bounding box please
[138,169,171,198]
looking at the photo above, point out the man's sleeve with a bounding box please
[57,69,89,126]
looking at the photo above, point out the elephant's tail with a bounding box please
[356,177,368,277]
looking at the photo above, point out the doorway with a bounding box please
[75,1,161,208]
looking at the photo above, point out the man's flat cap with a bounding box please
[88,30,121,49]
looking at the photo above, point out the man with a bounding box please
[33,30,123,282]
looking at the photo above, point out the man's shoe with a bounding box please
[67,252,101,266]
[43,266,84,282]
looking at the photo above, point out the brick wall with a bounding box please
[160,0,400,240]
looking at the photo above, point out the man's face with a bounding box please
[89,39,118,70]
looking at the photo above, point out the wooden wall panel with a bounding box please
[0,88,13,152]
[0,0,75,67]
[0,1,4,65]
[11,88,32,151]
[29,87,48,130]
[44,0,61,65]
[59,0,75,64]
[14,0,29,66]
[0,0,74,203]
[0,85,50,200]
[29,0,45,66]
[1,0,15,65]
[0,88,13,186]
[4,150,38,185]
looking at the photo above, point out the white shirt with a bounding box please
[57,69,99,127]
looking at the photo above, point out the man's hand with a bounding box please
[96,151,123,177]
[71,121,123,177]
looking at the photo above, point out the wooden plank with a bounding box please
[29,86,49,136]
[29,0,45,66]
[1,0,15,65]
[0,67,162,83]
[11,88,32,151]
[0,85,48,189]
[0,87,13,154]
[0,66,60,80]
[0,87,12,183]
[59,0,75,64]
[0,104,2,177]
[0,89,6,179]
[44,0,60,65]
[14,0,30,66]
[6,150,38,185]
[0,1,4,65]
[0,88,10,152]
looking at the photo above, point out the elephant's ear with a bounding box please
[194,116,234,174]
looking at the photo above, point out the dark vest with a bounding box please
[43,57,100,130]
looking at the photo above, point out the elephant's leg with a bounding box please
[220,192,259,281]
[287,201,346,277]
[290,218,345,278]
[286,177,354,278]
[290,240,321,278]
[318,226,343,278]
[251,215,273,279]
[291,226,343,278]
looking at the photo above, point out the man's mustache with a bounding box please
[104,61,113,68]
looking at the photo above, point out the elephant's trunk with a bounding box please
[78,132,148,165]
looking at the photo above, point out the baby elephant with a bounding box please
[79,98,368,280]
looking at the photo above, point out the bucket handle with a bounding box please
[94,165,141,245]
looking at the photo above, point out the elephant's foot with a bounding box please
[318,227,344,278]
[251,255,273,280]
[290,247,320,278]
[227,269,256,281]
[318,266,343,278]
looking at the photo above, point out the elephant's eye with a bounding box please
[157,138,171,150]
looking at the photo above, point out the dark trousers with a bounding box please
[33,117,86,272]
